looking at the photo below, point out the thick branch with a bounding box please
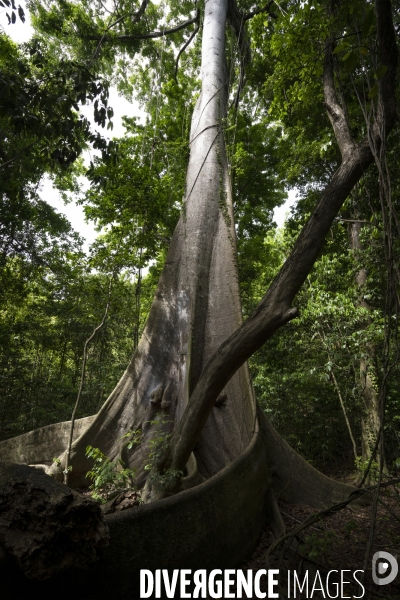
[243,1,278,22]
[323,36,356,159]
[87,12,199,42]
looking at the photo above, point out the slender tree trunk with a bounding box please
[350,222,388,480]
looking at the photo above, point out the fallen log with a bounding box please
[0,462,109,581]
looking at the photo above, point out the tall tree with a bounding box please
[41,0,398,502]
[2,0,398,577]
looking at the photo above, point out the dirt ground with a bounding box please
[82,471,400,599]
[242,481,400,600]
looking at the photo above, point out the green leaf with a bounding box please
[343,51,358,73]
[368,84,379,99]
[374,65,387,80]
[333,42,350,55]
[362,8,375,39]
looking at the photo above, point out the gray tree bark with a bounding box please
[34,0,400,508]
[48,0,256,490]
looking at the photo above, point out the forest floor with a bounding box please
[80,468,400,599]
[242,469,400,600]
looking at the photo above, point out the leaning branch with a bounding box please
[174,9,200,80]
[64,277,113,486]
[87,12,199,43]
[156,0,398,483]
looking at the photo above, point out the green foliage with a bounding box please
[144,417,173,471]
[0,267,152,439]
[120,428,142,450]
[355,456,380,480]
[85,445,137,503]
[51,456,71,477]
[303,530,338,561]
[144,416,183,492]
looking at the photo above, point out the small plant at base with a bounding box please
[51,457,72,478]
[120,428,142,450]
[149,468,184,493]
[144,417,183,493]
[355,456,379,479]
[85,445,136,504]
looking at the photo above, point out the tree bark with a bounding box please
[48,0,256,490]
[350,222,388,479]
[22,0,400,509]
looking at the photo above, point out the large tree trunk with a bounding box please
[24,0,399,502]
[47,0,256,489]
[0,0,396,572]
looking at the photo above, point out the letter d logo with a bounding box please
[372,551,398,586]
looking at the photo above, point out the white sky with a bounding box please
[2,4,295,251]
[1,5,145,250]
[274,189,297,228]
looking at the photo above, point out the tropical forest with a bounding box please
[0,0,399,598]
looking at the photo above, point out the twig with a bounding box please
[265,478,400,567]
[174,10,200,80]
[64,275,114,486]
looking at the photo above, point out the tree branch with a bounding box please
[243,1,278,22]
[174,9,200,80]
[323,36,356,159]
[87,12,199,43]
